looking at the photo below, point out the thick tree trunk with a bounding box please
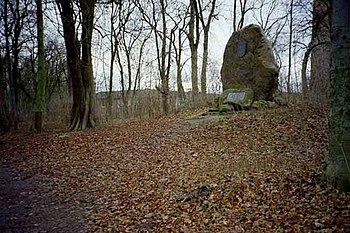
[57,0,95,131]
[78,0,95,130]
[33,0,46,132]
[189,0,199,96]
[310,0,331,102]
[326,0,350,192]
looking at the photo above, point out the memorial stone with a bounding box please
[221,24,279,101]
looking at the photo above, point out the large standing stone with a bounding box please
[221,24,279,101]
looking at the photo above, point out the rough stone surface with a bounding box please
[219,104,234,113]
[221,24,279,101]
[217,88,254,112]
[252,100,269,110]
[267,101,278,109]
[274,96,287,106]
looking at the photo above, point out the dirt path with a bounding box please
[1,108,348,232]
[0,164,87,233]
[0,114,224,233]
[184,114,227,127]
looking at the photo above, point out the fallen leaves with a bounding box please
[0,104,349,232]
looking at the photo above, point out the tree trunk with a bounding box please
[176,67,185,100]
[176,63,185,100]
[57,0,95,131]
[0,49,10,133]
[237,0,247,30]
[301,43,311,95]
[11,0,23,130]
[287,0,293,93]
[310,0,331,102]
[4,0,18,130]
[233,0,237,31]
[190,46,199,95]
[108,3,117,121]
[301,41,329,96]
[200,29,208,96]
[188,0,199,96]
[176,29,185,100]
[326,0,350,192]
[161,86,169,115]
[78,0,95,130]
[161,0,170,115]
[198,0,216,96]
[33,0,46,132]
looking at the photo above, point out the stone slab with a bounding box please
[227,92,246,102]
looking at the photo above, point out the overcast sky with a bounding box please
[44,0,311,93]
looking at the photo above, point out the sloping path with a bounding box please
[0,115,212,232]
[0,113,224,232]
[1,108,348,232]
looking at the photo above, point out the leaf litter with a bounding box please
[0,104,349,232]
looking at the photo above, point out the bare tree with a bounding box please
[171,3,188,101]
[107,1,119,119]
[2,0,34,130]
[232,0,253,31]
[173,24,187,100]
[3,0,16,130]
[44,40,68,102]
[187,0,200,96]
[286,0,294,93]
[309,0,331,101]
[114,0,150,116]
[33,0,46,132]
[198,0,217,95]
[56,0,96,130]
[137,0,178,114]
[251,0,288,48]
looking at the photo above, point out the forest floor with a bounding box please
[0,103,350,232]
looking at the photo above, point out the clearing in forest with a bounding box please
[0,103,349,232]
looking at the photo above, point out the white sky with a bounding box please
[43,0,312,94]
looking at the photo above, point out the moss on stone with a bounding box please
[220,88,254,108]
[221,24,279,101]
[252,100,269,110]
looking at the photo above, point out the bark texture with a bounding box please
[199,0,216,96]
[34,0,46,132]
[326,0,350,192]
[57,0,95,130]
[175,28,185,100]
[188,0,200,95]
[310,0,331,102]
